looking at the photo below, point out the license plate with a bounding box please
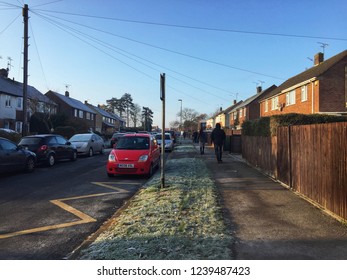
[118,164,134,168]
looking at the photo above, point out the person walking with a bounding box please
[211,123,226,163]
[198,127,207,155]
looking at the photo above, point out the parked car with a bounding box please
[155,133,174,152]
[0,137,36,173]
[106,133,160,177]
[69,133,105,156]
[18,134,77,167]
[110,132,125,148]
[166,130,177,143]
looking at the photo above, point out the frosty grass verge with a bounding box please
[79,143,233,259]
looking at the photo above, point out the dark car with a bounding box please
[18,134,77,167]
[0,137,36,173]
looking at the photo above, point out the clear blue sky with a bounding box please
[1,0,346,128]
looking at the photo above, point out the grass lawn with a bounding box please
[78,144,233,259]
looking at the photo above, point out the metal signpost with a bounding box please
[160,73,166,189]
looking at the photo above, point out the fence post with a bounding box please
[288,125,293,189]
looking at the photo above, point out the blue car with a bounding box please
[0,137,36,173]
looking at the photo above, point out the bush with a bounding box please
[54,126,76,139]
[0,130,22,143]
[242,113,347,136]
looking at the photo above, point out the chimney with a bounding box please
[233,99,237,105]
[65,91,69,97]
[256,86,262,93]
[0,68,9,78]
[314,52,324,66]
[84,100,88,105]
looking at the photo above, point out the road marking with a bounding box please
[0,181,138,239]
[91,181,136,192]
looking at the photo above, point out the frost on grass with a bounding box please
[79,153,233,260]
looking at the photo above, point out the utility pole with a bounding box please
[22,4,29,136]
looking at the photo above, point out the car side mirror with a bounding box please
[66,141,71,145]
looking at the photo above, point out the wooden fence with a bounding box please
[242,122,347,221]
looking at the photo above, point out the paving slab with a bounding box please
[198,142,347,260]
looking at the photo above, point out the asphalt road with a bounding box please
[0,150,147,260]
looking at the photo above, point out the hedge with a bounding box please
[242,113,347,137]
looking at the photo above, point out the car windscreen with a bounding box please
[70,134,91,142]
[116,137,149,150]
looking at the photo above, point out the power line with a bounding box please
[29,17,50,90]
[34,10,284,80]
[32,10,238,102]
[0,13,20,35]
[34,8,347,42]
[32,11,216,107]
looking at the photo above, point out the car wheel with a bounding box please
[71,151,77,161]
[47,154,55,167]
[147,163,153,178]
[88,148,93,157]
[25,157,35,172]
[100,146,104,154]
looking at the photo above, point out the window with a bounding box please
[17,98,22,109]
[244,107,246,117]
[301,85,308,102]
[15,122,22,133]
[74,109,78,117]
[79,110,83,118]
[91,114,94,120]
[86,112,90,120]
[286,90,296,106]
[5,95,11,107]
[271,96,279,110]
[239,108,243,117]
[56,136,67,145]
[264,100,268,112]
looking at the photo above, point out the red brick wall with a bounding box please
[319,60,347,112]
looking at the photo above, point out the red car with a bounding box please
[106,133,160,177]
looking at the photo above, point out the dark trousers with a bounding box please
[214,144,223,161]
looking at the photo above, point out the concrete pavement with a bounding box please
[196,141,347,260]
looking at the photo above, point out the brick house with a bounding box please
[224,100,243,129]
[85,102,125,136]
[229,85,277,129]
[259,50,347,117]
[45,90,96,131]
[0,69,57,133]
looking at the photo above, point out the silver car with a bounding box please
[69,133,105,156]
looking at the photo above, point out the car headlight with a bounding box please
[108,153,117,162]
[138,155,149,162]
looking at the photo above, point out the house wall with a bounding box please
[260,82,320,116]
[319,59,347,112]
[46,92,96,130]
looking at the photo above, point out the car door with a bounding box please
[55,135,70,159]
[0,139,23,172]
[150,137,160,165]
[92,134,101,152]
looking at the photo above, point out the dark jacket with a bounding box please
[211,127,226,146]
[198,130,207,143]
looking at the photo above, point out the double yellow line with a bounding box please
[0,182,137,239]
